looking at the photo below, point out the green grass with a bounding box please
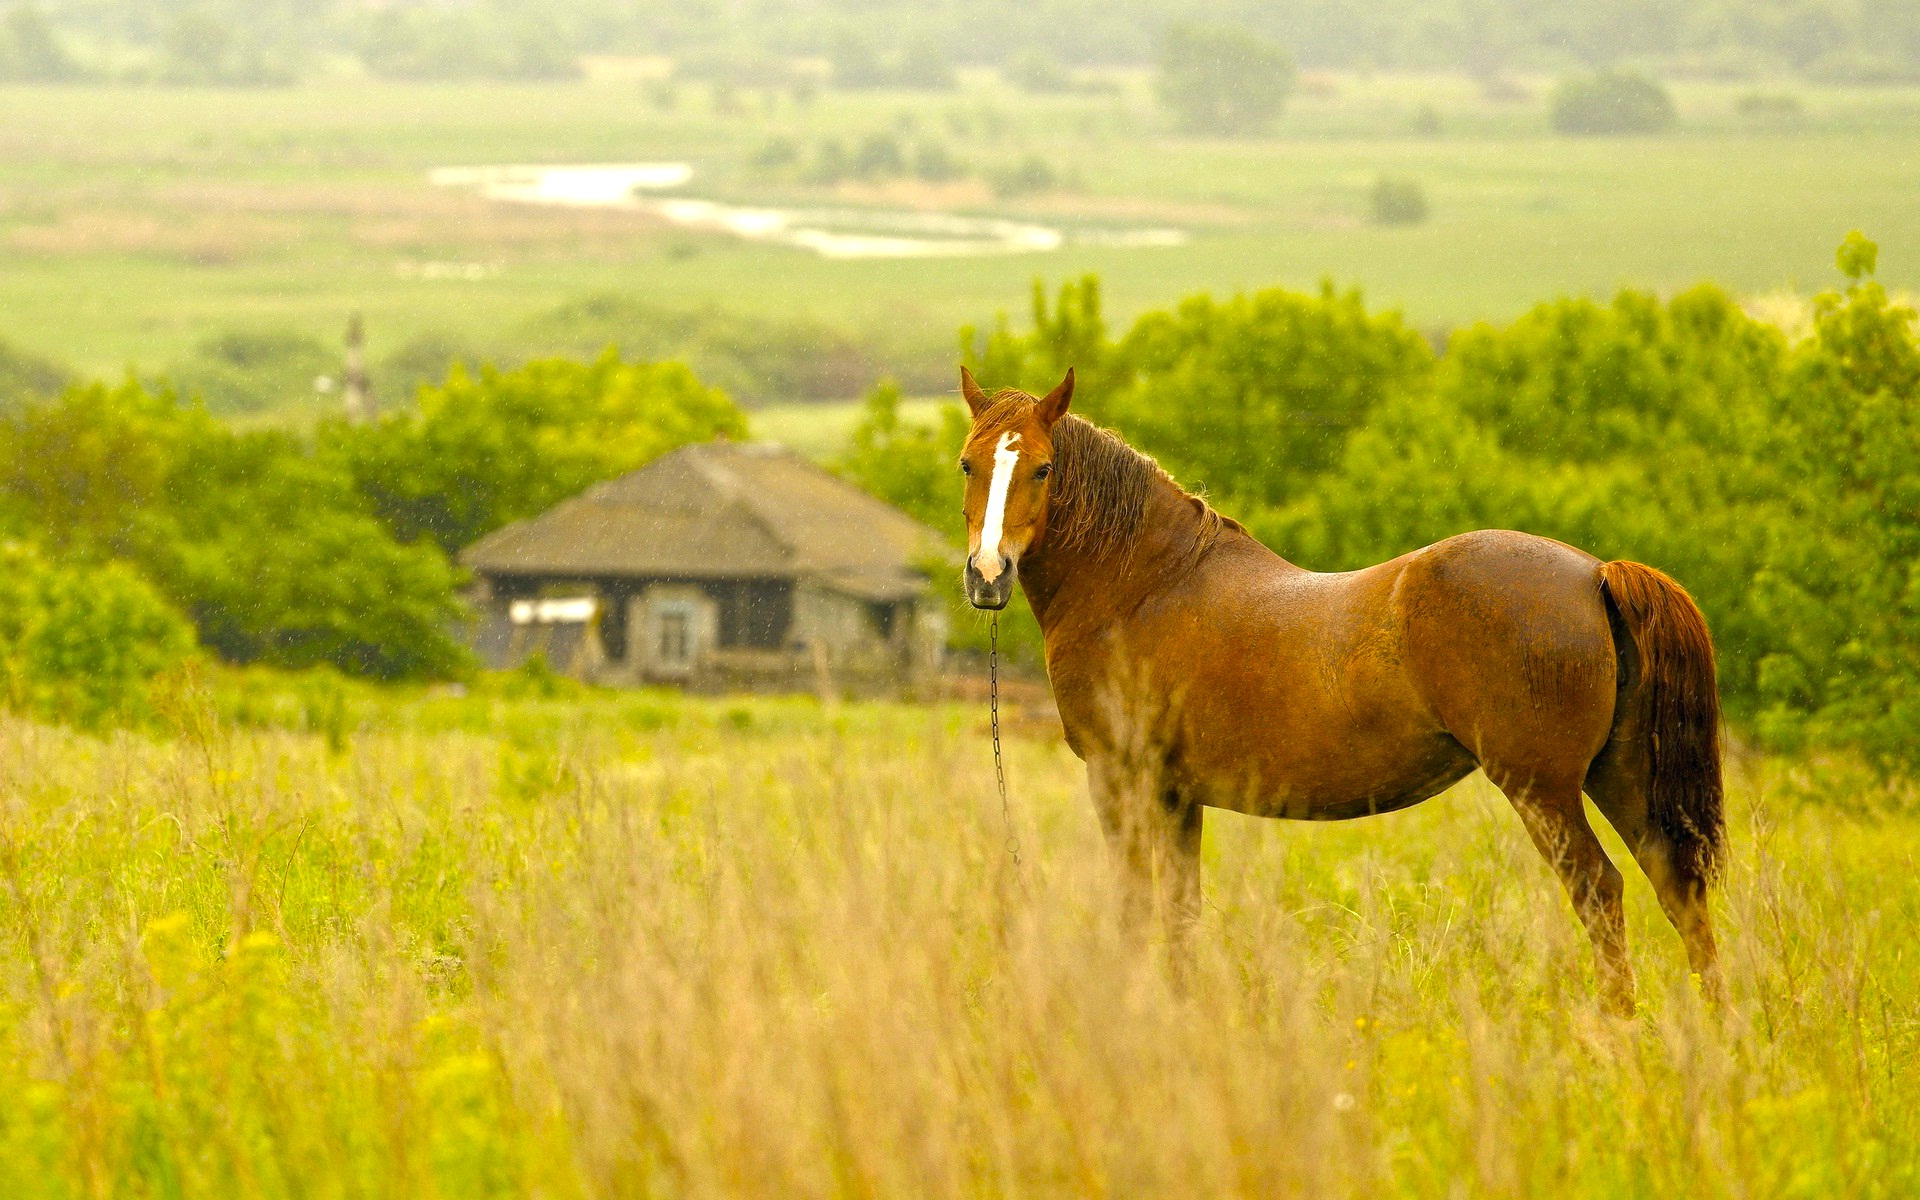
[0,679,1913,1196]
[4,72,1920,401]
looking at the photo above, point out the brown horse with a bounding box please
[957,367,1724,1013]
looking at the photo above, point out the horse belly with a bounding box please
[1169,685,1477,821]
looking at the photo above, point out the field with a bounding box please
[6,69,1920,413]
[1,681,1914,1196]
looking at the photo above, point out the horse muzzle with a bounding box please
[964,555,1016,610]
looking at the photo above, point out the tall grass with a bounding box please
[0,692,1912,1197]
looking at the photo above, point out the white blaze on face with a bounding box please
[974,432,1022,583]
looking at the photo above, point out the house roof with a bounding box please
[460,441,954,602]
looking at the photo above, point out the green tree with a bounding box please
[0,379,468,679]
[0,375,177,554]
[158,9,295,86]
[0,3,82,82]
[835,379,968,539]
[359,8,578,82]
[1747,233,1920,762]
[1550,70,1677,135]
[0,543,194,729]
[1155,23,1296,136]
[1101,282,1434,508]
[148,426,468,678]
[961,276,1108,401]
[331,349,746,554]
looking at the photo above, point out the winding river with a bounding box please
[429,163,1185,259]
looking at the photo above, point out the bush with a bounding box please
[852,132,906,180]
[751,136,802,171]
[1156,23,1296,136]
[1550,70,1677,135]
[989,155,1058,198]
[0,543,194,728]
[806,138,852,185]
[1370,176,1429,225]
[912,138,964,182]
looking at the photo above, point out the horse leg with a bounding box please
[1087,760,1203,976]
[1160,791,1204,985]
[1498,775,1636,1016]
[1586,752,1724,1005]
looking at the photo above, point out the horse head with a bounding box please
[957,365,1074,609]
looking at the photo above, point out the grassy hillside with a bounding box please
[0,685,1911,1195]
[4,72,1920,406]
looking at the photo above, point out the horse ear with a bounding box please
[1037,367,1074,427]
[960,366,992,418]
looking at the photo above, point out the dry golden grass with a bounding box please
[0,693,1913,1197]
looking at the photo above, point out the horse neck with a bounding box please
[1019,473,1215,634]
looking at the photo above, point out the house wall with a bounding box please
[469,571,941,695]
[792,585,881,659]
[465,596,607,676]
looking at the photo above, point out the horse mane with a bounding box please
[976,389,1229,564]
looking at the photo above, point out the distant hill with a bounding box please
[22,0,1920,84]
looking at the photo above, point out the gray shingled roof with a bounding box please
[460,441,952,601]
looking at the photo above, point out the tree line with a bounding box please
[844,234,1920,772]
[7,0,1919,86]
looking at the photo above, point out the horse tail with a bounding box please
[1599,560,1726,886]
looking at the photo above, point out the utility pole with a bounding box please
[343,312,374,423]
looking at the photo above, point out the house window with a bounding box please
[656,605,693,668]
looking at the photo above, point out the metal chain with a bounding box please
[990,613,1021,868]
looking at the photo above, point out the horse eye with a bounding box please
[1035,463,1053,481]
[959,461,973,476]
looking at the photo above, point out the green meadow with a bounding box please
[4,69,1920,408]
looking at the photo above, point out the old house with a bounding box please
[460,441,953,693]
